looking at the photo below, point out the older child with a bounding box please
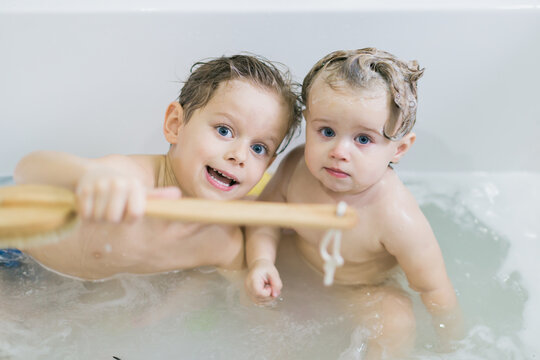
[14,54,301,280]
[245,48,462,358]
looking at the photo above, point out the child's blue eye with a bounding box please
[355,135,371,145]
[217,126,232,138]
[320,127,335,137]
[251,144,267,155]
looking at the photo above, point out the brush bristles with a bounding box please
[0,216,80,250]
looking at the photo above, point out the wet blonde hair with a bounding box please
[179,54,302,154]
[302,48,424,140]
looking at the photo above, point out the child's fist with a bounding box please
[76,168,146,222]
[245,259,282,305]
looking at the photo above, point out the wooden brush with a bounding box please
[0,184,357,249]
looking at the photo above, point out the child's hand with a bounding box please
[76,167,181,222]
[245,259,282,305]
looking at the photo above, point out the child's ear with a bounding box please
[163,102,184,144]
[391,132,416,163]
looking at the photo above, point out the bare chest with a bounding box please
[29,219,237,279]
[286,176,384,262]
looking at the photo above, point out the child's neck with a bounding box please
[160,152,181,189]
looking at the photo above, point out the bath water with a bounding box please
[0,173,538,359]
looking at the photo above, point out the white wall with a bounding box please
[1,2,539,176]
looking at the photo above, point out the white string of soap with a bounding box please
[319,201,347,286]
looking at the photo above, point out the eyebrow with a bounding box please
[265,135,280,150]
[311,118,383,136]
[215,111,236,123]
[254,131,280,151]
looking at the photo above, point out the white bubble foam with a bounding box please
[403,171,540,357]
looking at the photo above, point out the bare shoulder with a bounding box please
[377,170,435,251]
[97,154,161,187]
[127,154,163,173]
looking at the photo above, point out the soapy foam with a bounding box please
[404,172,539,358]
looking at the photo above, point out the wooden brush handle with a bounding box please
[0,185,77,237]
[0,184,76,207]
[0,184,357,230]
[145,198,356,229]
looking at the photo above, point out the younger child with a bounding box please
[14,54,301,280]
[245,48,462,358]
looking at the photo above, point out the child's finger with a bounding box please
[126,182,146,220]
[106,185,129,222]
[253,288,272,303]
[93,180,110,221]
[260,281,273,296]
[76,184,93,219]
[267,271,282,297]
[255,277,277,303]
[256,288,278,306]
[245,275,267,302]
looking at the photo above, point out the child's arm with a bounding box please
[245,146,304,305]
[383,205,464,345]
[14,151,170,222]
[245,223,283,304]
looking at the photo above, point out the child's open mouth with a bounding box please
[205,166,239,191]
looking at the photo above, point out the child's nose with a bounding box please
[225,141,248,167]
[329,140,350,161]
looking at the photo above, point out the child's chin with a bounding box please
[320,178,352,193]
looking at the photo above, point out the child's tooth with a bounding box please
[219,170,231,180]
[210,171,231,187]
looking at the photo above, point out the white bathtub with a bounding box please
[1,1,539,359]
[1,0,539,175]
